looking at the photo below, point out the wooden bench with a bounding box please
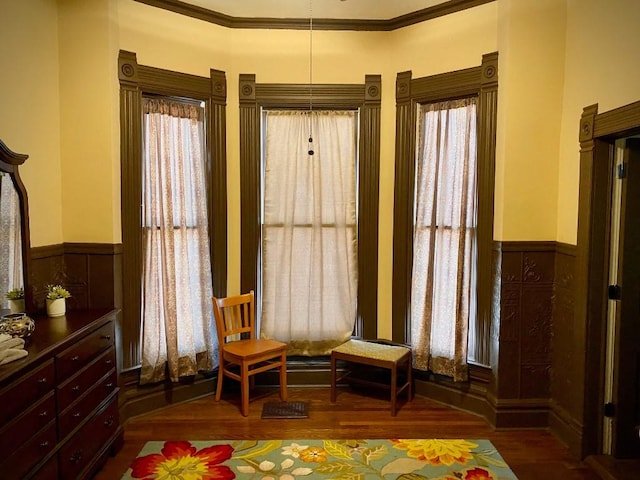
[330,339,413,416]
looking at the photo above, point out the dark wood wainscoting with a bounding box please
[30,242,122,312]
[549,242,582,456]
[495,241,555,427]
[418,241,577,432]
[28,241,582,441]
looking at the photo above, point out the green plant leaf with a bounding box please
[361,444,387,465]
[232,440,282,459]
[314,461,356,473]
[396,473,430,480]
[324,440,354,460]
[326,472,364,480]
[232,440,259,452]
[474,453,507,468]
[380,458,428,476]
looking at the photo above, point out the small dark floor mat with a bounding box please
[261,401,309,419]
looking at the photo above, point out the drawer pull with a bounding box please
[105,359,113,365]
[69,449,83,464]
[73,412,82,418]
[37,377,48,384]
[40,441,49,448]
[100,335,112,340]
[39,410,48,417]
[72,385,81,392]
[106,383,114,388]
[104,415,115,428]
[71,355,80,362]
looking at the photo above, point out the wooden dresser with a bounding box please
[0,309,122,480]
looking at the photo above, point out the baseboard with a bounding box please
[117,359,552,431]
[548,399,584,458]
[414,376,494,422]
[492,397,550,429]
[118,368,217,423]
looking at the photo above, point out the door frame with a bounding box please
[577,100,640,458]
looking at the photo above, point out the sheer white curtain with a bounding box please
[0,173,23,308]
[261,110,358,356]
[411,98,478,382]
[140,97,217,384]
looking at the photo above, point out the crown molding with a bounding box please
[134,0,494,31]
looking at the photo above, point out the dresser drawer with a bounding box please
[0,359,54,425]
[59,395,119,480]
[56,322,114,381]
[0,390,56,456]
[58,369,118,439]
[57,346,116,412]
[0,420,56,480]
[30,455,59,480]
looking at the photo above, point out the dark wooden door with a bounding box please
[611,137,640,458]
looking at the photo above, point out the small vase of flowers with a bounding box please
[45,284,71,317]
[6,287,25,314]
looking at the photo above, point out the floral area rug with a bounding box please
[122,438,519,479]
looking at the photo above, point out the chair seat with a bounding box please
[224,338,286,358]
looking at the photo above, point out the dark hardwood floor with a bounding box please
[96,387,603,480]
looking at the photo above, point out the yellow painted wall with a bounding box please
[58,0,121,243]
[0,0,62,247]
[495,0,566,241]
[556,0,640,244]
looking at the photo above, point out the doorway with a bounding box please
[603,137,640,458]
[577,102,640,460]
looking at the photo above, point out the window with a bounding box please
[139,97,216,383]
[118,51,228,372]
[239,74,380,341]
[392,53,498,372]
[260,110,358,354]
[411,98,478,381]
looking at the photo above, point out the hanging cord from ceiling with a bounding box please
[308,0,315,156]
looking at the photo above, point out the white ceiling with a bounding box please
[178,0,451,20]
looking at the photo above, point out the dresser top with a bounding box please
[0,309,118,384]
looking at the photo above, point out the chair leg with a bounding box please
[215,363,224,401]
[279,351,288,401]
[241,362,250,416]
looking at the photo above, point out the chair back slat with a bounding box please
[213,290,256,343]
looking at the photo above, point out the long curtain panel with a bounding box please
[411,97,478,382]
[261,110,358,355]
[140,97,217,384]
[0,173,23,308]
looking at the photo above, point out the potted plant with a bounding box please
[5,287,25,314]
[46,284,71,317]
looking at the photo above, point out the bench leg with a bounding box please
[280,351,288,401]
[406,354,413,402]
[330,353,337,403]
[391,364,398,416]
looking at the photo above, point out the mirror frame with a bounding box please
[0,139,32,313]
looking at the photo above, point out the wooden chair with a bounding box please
[212,290,287,416]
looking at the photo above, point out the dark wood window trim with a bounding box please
[118,50,227,370]
[391,52,498,366]
[239,74,381,339]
